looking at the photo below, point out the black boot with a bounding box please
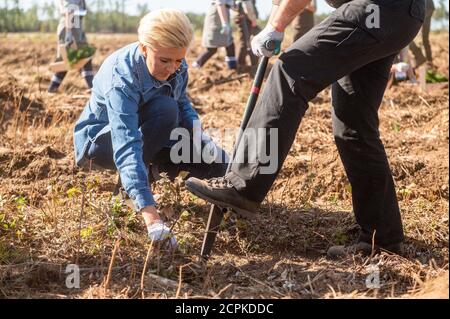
[185,176,259,220]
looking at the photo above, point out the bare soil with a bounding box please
[0,32,448,299]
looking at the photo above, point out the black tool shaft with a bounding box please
[225,55,269,174]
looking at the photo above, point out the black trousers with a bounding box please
[227,0,425,246]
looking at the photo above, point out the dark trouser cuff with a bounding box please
[226,171,264,203]
[226,171,246,190]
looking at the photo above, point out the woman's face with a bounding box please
[140,44,188,81]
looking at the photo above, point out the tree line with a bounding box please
[0,0,448,34]
[0,0,206,33]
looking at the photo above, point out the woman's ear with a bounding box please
[139,43,147,59]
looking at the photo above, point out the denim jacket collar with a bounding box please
[133,44,188,93]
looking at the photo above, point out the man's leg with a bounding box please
[331,54,404,248]
[409,38,426,68]
[292,14,302,43]
[229,1,424,203]
[422,8,433,63]
[292,10,314,43]
[186,0,424,213]
[193,48,218,68]
[237,14,249,66]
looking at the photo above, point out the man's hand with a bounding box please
[251,24,284,57]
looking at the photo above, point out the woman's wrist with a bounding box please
[141,205,161,226]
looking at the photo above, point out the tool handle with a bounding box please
[239,40,277,130]
[226,53,270,174]
[265,40,277,52]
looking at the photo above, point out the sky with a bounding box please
[15,0,450,25]
[17,0,334,18]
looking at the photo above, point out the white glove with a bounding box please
[251,24,284,57]
[220,23,232,36]
[147,220,178,249]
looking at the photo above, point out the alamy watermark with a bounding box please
[65,264,80,289]
[365,264,381,289]
[365,4,380,29]
[169,120,279,175]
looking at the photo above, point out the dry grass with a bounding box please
[0,32,448,299]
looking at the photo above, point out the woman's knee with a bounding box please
[86,132,116,170]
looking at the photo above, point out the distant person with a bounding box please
[48,0,94,93]
[192,0,237,69]
[73,10,228,247]
[389,47,418,87]
[234,0,260,68]
[409,0,435,67]
[292,0,316,42]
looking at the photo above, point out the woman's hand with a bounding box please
[141,205,178,249]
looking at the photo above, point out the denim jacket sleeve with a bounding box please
[106,71,156,211]
[178,72,200,133]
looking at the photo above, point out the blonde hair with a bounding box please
[138,9,194,49]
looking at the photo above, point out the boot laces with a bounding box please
[208,177,233,189]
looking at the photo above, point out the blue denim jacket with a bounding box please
[73,42,199,211]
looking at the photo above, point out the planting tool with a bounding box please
[200,40,277,259]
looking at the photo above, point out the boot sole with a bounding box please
[186,183,258,220]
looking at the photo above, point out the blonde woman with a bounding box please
[74,10,228,247]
